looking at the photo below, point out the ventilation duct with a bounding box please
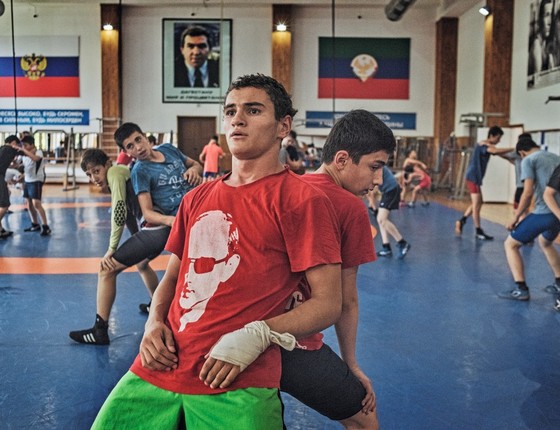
[385,0,417,21]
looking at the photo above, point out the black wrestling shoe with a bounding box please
[40,225,52,236]
[476,231,493,241]
[377,248,392,257]
[69,315,109,345]
[139,301,151,315]
[24,223,40,232]
[0,229,13,239]
[455,219,465,235]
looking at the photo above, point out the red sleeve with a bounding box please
[281,193,341,273]
[340,202,376,269]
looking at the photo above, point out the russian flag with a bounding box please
[0,36,80,98]
[318,37,410,100]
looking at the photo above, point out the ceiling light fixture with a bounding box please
[479,6,490,16]
[276,23,287,32]
[103,23,114,31]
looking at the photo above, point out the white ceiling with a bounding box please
[9,0,481,19]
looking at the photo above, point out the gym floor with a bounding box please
[1,184,560,430]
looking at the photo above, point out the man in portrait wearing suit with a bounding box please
[174,25,220,88]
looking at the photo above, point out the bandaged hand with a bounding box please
[209,321,296,372]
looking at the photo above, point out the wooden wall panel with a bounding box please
[483,0,513,127]
[100,4,121,157]
[434,17,458,168]
[272,4,292,94]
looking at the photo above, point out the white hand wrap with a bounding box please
[209,321,296,372]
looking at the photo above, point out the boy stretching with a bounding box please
[69,125,202,345]
[455,126,513,240]
[91,74,342,429]
[281,109,395,429]
[0,136,22,239]
[19,135,51,236]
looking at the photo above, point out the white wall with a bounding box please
[454,0,560,138]
[0,2,102,133]
[455,2,485,136]
[122,5,272,133]
[510,0,560,132]
[1,1,558,139]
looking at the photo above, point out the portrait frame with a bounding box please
[527,0,560,89]
[162,18,232,103]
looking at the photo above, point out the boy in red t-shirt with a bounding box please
[199,134,224,182]
[92,74,342,430]
[281,109,395,429]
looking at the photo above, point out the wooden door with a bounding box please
[177,116,232,174]
[177,116,216,162]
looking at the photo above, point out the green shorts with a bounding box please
[92,371,284,429]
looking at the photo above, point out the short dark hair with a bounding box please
[488,126,504,138]
[517,132,532,142]
[21,135,35,146]
[114,122,144,150]
[147,135,157,145]
[81,148,109,172]
[225,74,298,120]
[516,138,539,154]
[321,110,396,164]
[181,26,211,49]
[4,135,19,145]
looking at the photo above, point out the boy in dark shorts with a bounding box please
[0,136,22,239]
[281,109,395,429]
[69,124,202,345]
[19,135,51,236]
[367,166,411,259]
[499,139,560,302]
[543,164,560,309]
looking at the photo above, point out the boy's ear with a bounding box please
[333,150,350,169]
[277,115,293,140]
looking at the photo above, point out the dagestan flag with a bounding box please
[318,37,410,99]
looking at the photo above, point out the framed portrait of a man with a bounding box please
[163,18,232,103]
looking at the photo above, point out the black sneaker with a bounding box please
[398,242,411,259]
[455,219,464,235]
[40,225,52,236]
[139,301,151,315]
[498,287,530,301]
[476,231,493,241]
[69,315,109,345]
[24,223,40,232]
[377,249,392,257]
[0,229,13,239]
[544,284,560,294]
[69,326,109,345]
[554,295,560,312]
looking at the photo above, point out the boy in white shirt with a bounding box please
[19,135,51,236]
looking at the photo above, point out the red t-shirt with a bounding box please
[201,143,224,174]
[288,173,376,350]
[116,150,134,166]
[130,169,341,394]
